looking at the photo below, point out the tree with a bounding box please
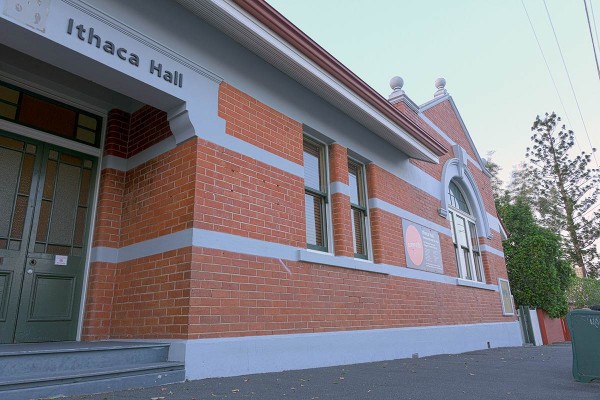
[484,151,503,201]
[568,277,600,309]
[525,113,600,277]
[497,196,573,318]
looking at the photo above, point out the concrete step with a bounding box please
[0,365,185,400]
[0,341,186,400]
[0,341,170,377]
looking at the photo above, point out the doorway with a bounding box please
[0,131,97,343]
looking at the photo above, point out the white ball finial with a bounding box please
[434,77,448,97]
[388,76,405,101]
[390,76,404,91]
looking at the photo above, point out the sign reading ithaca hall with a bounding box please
[66,18,183,88]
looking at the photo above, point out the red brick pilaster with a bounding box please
[328,144,353,257]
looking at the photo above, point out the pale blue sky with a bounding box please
[267,0,600,183]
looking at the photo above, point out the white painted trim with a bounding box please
[0,120,102,157]
[298,249,466,286]
[440,158,491,239]
[419,96,490,176]
[480,244,504,258]
[0,69,109,116]
[498,278,515,316]
[63,0,223,83]
[90,227,499,291]
[419,93,450,111]
[99,126,305,177]
[330,181,349,196]
[456,278,496,291]
[100,155,127,171]
[100,136,177,172]
[419,112,482,172]
[528,308,544,346]
[178,0,439,162]
[368,198,452,236]
[76,116,106,341]
[169,321,523,379]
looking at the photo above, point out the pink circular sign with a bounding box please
[406,225,424,266]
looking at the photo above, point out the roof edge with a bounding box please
[231,0,447,157]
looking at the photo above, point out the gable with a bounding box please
[422,98,485,169]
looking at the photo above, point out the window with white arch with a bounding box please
[448,180,484,282]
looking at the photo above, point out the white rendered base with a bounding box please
[168,321,522,380]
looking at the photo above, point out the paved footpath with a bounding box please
[66,343,599,400]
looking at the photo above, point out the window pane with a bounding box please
[463,248,473,280]
[0,103,17,119]
[449,212,457,244]
[18,94,77,139]
[455,215,468,247]
[348,162,360,205]
[305,193,324,248]
[303,141,322,190]
[0,84,20,104]
[449,181,470,213]
[352,207,366,256]
[0,148,21,238]
[474,252,483,282]
[454,246,461,276]
[468,221,479,251]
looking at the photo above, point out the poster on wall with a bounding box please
[402,219,443,274]
[498,278,515,316]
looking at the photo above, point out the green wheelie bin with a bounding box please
[567,308,600,383]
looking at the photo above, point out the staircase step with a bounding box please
[0,361,184,389]
[0,341,171,377]
[0,365,185,400]
[0,341,186,399]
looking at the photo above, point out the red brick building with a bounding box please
[0,0,519,380]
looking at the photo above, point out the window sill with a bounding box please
[456,278,498,291]
[298,250,390,275]
[297,250,500,292]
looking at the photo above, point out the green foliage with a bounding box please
[497,196,573,318]
[522,113,600,277]
[484,151,503,200]
[567,278,600,309]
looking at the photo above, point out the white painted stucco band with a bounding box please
[90,228,500,291]
[168,321,522,380]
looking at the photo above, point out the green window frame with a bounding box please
[303,137,329,252]
[348,159,368,259]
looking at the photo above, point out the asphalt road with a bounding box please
[66,343,599,400]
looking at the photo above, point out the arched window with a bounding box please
[448,181,484,282]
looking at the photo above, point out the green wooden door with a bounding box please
[0,132,96,343]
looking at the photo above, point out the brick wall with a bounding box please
[84,105,193,340]
[84,82,514,340]
[423,99,479,161]
[218,82,303,165]
[193,138,305,247]
[329,144,354,257]
[186,247,507,339]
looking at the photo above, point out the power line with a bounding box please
[591,0,600,65]
[580,202,600,219]
[543,0,599,166]
[519,0,581,152]
[584,0,600,79]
